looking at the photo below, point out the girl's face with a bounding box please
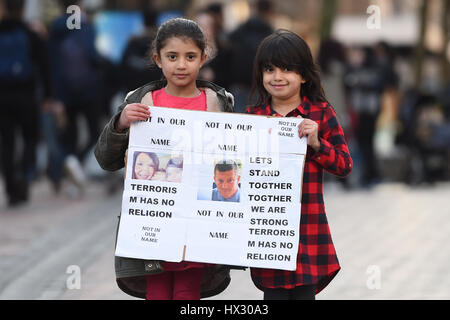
[152,170,167,181]
[153,37,207,93]
[262,64,306,103]
[134,153,156,180]
[166,167,182,182]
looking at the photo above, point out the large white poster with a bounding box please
[115,107,307,271]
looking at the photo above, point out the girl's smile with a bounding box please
[270,83,288,89]
[263,65,306,112]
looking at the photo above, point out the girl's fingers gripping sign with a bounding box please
[124,103,151,122]
[117,103,151,132]
[297,116,320,151]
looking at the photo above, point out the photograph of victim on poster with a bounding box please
[197,159,242,203]
[132,151,183,183]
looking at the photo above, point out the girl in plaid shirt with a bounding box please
[246,29,353,300]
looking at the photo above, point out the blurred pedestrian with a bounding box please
[344,46,385,187]
[318,38,351,139]
[229,0,274,112]
[46,0,102,193]
[195,3,233,89]
[0,0,51,206]
[246,29,352,300]
[195,10,217,82]
[373,41,398,92]
[318,38,353,188]
[120,5,162,93]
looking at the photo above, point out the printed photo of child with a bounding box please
[166,157,183,183]
[132,151,183,183]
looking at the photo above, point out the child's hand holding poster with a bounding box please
[115,107,307,271]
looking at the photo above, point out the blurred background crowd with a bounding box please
[0,0,449,207]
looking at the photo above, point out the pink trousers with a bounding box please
[145,267,205,300]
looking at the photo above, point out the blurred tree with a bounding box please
[319,0,337,41]
[414,0,429,88]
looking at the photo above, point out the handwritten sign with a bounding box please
[115,107,307,270]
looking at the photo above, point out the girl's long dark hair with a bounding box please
[151,17,206,58]
[250,29,327,107]
[149,18,207,80]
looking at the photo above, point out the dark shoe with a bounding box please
[8,196,27,207]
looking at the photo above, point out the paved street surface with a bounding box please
[1,176,450,300]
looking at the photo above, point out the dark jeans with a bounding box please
[356,111,380,184]
[40,111,66,185]
[0,100,39,204]
[63,98,102,162]
[263,285,315,300]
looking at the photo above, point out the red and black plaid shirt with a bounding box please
[246,96,353,294]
